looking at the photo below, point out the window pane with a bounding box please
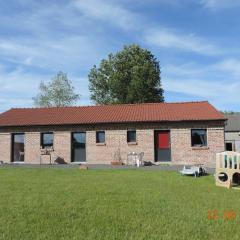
[191,129,207,146]
[73,133,86,149]
[226,142,233,151]
[96,131,105,143]
[73,133,86,144]
[13,134,25,162]
[14,134,25,144]
[42,133,53,147]
[127,130,136,142]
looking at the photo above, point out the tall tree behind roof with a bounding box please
[33,71,80,107]
[89,44,164,104]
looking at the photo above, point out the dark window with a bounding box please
[12,133,25,162]
[191,129,207,147]
[41,133,54,148]
[226,142,233,151]
[96,131,105,143]
[127,130,136,143]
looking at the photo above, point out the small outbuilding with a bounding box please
[225,114,240,152]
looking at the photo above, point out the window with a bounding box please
[41,132,54,148]
[191,129,207,147]
[96,131,105,143]
[127,130,136,143]
[12,133,25,162]
[225,142,233,151]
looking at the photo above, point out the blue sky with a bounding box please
[1,0,240,112]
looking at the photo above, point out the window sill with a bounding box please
[127,142,137,145]
[192,146,209,150]
[96,143,106,146]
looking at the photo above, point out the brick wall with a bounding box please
[0,121,225,166]
[25,132,41,164]
[171,127,224,167]
[54,132,71,163]
[0,133,11,162]
[24,132,71,164]
[86,129,154,164]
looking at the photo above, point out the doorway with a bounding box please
[71,132,86,162]
[154,130,171,162]
[12,133,25,162]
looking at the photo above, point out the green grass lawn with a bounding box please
[0,168,240,240]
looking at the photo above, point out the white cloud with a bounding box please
[0,0,131,112]
[0,66,89,112]
[164,78,239,99]
[163,62,207,77]
[73,0,139,30]
[0,1,129,72]
[200,0,240,10]
[145,28,221,55]
[1,0,240,113]
[214,59,240,77]
[162,60,240,109]
[0,36,104,71]
[0,66,47,112]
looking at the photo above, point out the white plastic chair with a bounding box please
[136,152,144,167]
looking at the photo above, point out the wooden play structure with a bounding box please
[216,151,240,188]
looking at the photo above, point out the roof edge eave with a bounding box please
[0,118,226,128]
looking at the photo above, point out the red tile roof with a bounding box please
[0,101,225,127]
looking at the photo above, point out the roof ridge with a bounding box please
[9,101,209,110]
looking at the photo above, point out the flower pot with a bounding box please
[111,161,123,166]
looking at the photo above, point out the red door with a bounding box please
[155,131,171,162]
[158,131,170,149]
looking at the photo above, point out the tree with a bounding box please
[33,71,80,107]
[222,111,240,115]
[89,44,164,104]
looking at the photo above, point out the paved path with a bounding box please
[0,163,215,173]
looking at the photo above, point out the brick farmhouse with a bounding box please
[0,101,226,166]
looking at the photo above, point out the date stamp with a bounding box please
[208,210,237,220]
